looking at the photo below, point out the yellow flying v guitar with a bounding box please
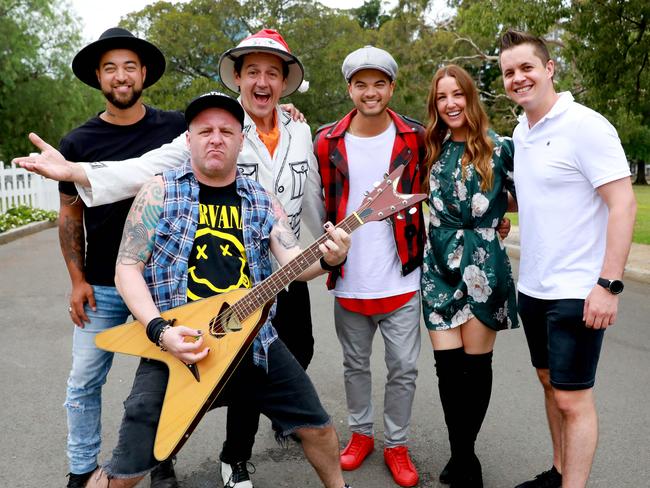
[95,164,427,461]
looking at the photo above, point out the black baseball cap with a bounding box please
[184,91,245,128]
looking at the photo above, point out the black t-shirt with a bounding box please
[59,106,186,285]
[186,181,252,302]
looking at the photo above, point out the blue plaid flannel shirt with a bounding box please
[144,159,278,370]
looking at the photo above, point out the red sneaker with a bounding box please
[384,446,419,487]
[340,433,374,470]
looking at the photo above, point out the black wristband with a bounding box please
[146,317,168,345]
[320,255,347,272]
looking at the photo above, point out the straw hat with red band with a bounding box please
[218,29,304,98]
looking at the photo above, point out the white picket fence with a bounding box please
[0,162,59,213]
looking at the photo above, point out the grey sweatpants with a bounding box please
[334,292,421,447]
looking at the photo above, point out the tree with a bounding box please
[353,0,390,29]
[566,0,650,184]
[0,0,99,163]
[447,0,649,182]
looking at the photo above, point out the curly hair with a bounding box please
[423,64,494,193]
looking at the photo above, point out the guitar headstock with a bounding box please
[354,165,428,224]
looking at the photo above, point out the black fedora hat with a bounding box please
[72,27,166,89]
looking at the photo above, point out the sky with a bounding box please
[69,0,388,42]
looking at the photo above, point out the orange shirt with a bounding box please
[257,116,280,156]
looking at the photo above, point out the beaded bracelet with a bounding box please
[157,324,172,351]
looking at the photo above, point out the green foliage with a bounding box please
[508,183,650,244]
[566,0,650,166]
[353,0,390,29]
[3,0,648,177]
[0,0,101,163]
[0,206,58,233]
[632,184,650,244]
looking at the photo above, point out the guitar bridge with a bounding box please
[209,302,242,338]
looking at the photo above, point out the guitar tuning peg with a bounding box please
[409,207,418,215]
[383,172,389,179]
[363,190,370,196]
[396,212,405,220]
[373,181,380,188]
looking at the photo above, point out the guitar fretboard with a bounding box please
[229,213,363,321]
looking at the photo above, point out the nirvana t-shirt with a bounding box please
[58,106,187,286]
[186,181,252,302]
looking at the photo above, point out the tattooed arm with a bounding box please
[115,176,210,363]
[268,195,350,281]
[114,176,165,325]
[58,192,95,327]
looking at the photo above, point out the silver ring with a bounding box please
[68,307,72,313]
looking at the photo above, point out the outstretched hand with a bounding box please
[12,133,87,184]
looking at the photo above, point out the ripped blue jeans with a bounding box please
[64,285,130,475]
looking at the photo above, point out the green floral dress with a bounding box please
[421,131,519,331]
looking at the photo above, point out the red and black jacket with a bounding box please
[313,108,426,289]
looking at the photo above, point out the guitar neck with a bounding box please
[231,213,364,320]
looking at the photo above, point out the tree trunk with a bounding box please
[635,161,648,185]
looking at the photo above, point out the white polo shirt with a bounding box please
[513,92,630,299]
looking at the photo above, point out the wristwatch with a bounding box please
[597,277,625,295]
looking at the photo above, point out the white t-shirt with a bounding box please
[333,123,421,298]
[513,92,631,299]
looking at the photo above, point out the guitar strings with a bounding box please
[205,177,399,337]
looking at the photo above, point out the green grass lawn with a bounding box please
[507,184,650,245]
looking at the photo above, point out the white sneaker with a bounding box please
[221,461,254,488]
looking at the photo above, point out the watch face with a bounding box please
[609,279,624,294]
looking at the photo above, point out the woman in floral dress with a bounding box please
[421,64,519,488]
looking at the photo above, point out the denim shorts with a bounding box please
[518,292,605,391]
[105,339,330,478]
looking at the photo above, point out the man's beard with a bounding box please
[103,85,143,109]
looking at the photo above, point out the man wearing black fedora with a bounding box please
[16,28,324,488]
[57,27,186,488]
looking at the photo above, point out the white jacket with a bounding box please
[76,105,325,239]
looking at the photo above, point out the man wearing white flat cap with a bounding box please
[313,45,425,488]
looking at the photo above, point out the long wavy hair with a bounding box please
[423,64,494,193]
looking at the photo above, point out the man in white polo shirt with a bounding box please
[498,30,636,488]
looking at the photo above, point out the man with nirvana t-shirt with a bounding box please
[312,46,424,488]
[26,29,323,488]
[84,90,352,488]
[58,28,185,488]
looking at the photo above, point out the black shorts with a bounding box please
[105,339,330,478]
[518,292,605,391]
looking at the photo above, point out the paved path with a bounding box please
[0,228,648,487]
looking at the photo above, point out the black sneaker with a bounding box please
[66,471,93,488]
[515,466,562,488]
[221,461,255,488]
[150,458,179,488]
